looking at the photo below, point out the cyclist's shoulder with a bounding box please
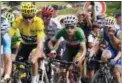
[76,27,85,35]
[55,28,66,36]
[76,27,84,31]
[33,16,43,23]
[58,28,66,33]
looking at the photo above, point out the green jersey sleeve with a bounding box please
[76,28,86,42]
[54,28,66,40]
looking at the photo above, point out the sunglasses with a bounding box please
[66,26,75,29]
[23,16,34,20]
[42,14,52,18]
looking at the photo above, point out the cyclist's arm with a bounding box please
[114,51,121,62]
[109,35,120,48]
[76,42,86,61]
[48,29,63,51]
[34,19,45,56]
[75,29,86,60]
[48,38,61,51]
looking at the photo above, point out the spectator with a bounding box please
[77,11,92,40]
[1,6,8,14]
[52,5,59,17]
[87,23,101,81]
[114,13,121,29]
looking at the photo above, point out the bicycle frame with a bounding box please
[39,59,49,83]
[11,61,32,83]
[52,60,80,83]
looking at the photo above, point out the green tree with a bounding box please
[3,1,21,7]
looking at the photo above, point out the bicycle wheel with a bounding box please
[57,76,68,83]
[91,70,109,83]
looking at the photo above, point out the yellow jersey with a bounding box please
[9,16,45,44]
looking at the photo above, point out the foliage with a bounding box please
[106,2,121,16]
[1,1,121,16]
[3,1,21,7]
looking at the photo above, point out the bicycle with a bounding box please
[10,60,32,83]
[91,59,115,83]
[49,59,81,83]
[38,57,50,83]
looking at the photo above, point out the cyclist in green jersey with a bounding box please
[11,10,21,55]
[48,15,86,76]
[11,29,21,54]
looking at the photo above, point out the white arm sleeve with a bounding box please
[88,34,94,43]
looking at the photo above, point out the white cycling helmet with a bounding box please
[63,15,78,26]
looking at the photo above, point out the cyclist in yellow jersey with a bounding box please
[9,2,45,83]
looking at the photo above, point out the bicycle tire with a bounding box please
[91,70,109,83]
[57,76,68,83]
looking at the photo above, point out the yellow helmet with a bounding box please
[104,16,116,26]
[20,2,36,16]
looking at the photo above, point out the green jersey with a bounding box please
[54,27,86,45]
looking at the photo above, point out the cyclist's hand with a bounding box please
[29,49,43,63]
[77,56,85,67]
[49,50,57,58]
[29,53,38,63]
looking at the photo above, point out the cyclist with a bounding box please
[8,2,45,83]
[77,11,92,39]
[11,28,21,60]
[11,10,21,60]
[1,15,12,82]
[48,15,86,76]
[39,5,62,54]
[96,17,121,83]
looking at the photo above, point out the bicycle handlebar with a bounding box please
[13,60,31,68]
[40,57,78,67]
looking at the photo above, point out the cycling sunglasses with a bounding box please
[42,14,52,18]
[23,16,34,19]
[65,26,75,29]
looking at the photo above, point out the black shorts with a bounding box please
[87,50,102,70]
[15,43,37,62]
[11,48,17,54]
[59,41,80,62]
